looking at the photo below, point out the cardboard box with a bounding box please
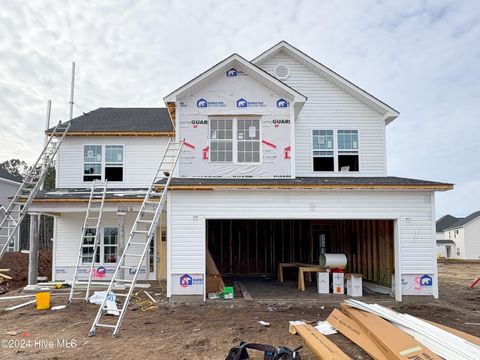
[341,305,441,360]
[206,274,223,294]
[332,272,344,294]
[346,273,363,297]
[317,272,329,294]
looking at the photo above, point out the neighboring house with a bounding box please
[436,212,480,259]
[0,168,22,252]
[29,41,452,301]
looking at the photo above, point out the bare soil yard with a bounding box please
[0,261,479,360]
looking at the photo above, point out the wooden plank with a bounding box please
[327,309,389,360]
[289,322,351,360]
[235,281,253,301]
[372,221,379,283]
[0,273,13,280]
[367,221,372,280]
[0,269,11,272]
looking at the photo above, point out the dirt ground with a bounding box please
[0,251,52,290]
[0,261,479,360]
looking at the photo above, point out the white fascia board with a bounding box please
[163,53,307,104]
[252,41,399,122]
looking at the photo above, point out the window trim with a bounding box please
[311,128,361,173]
[82,144,125,183]
[208,116,262,165]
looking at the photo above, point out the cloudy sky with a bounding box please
[0,0,478,217]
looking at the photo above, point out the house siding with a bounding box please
[56,136,170,188]
[168,189,436,298]
[257,51,387,177]
[0,180,21,251]
[464,219,480,259]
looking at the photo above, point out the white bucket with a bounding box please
[319,253,347,268]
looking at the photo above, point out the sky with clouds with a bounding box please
[0,0,479,218]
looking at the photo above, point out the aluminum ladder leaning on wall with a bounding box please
[88,139,183,338]
[0,121,71,260]
[69,179,108,302]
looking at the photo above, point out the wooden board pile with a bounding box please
[206,250,225,293]
[290,299,480,360]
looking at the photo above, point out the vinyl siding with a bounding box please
[168,190,436,296]
[56,136,170,188]
[464,218,480,259]
[257,51,387,177]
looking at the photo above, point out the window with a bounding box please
[237,119,260,163]
[81,227,118,264]
[105,145,124,181]
[312,129,359,172]
[209,117,261,164]
[82,228,99,264]
[457,248,461,256]
[103,227,118,263]
[312,130,334,171]
[210,119,233,162]
[337,130,359,172]
[84,145,102,181]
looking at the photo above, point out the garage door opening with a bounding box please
[206,219,395,300]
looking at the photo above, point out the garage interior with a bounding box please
[206,219,395,299]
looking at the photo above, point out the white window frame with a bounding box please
[82,144,125,183]
[105,145,124,182]
[208,116,262,165]
[81,226,119,265]
[311,129,361,172]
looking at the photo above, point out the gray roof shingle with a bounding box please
[46,108,173,133]
[0,168,21,183]
[443,211,480,231]
[436,214,460,232]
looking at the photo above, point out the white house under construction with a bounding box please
[26,41,452,302]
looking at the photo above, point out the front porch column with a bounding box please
[28,214,39,286]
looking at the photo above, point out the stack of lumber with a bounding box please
[206,250,225,293]
[290,300,480,359]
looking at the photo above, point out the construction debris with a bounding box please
[289,321,350,360]
[345,299,480,360]
[89,291,119,316]
[5,299,36,311]
[314,321,337,335]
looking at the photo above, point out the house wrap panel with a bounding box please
[56,136,170,188]
[256,51,387,177]
[168,190,436,296]
[177,68,293,178]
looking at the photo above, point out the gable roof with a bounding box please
[436,214,460,232]
[252,41,400,124]
[46,108,174,135]
[163,53,307,103]
[443,211,480,231]
[0,168,21,184]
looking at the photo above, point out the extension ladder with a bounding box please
[88,139,183,338]
[69,180,108,302]
[0,121,71,260]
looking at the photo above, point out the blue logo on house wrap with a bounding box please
[236,98,266,108]
[196,98,226,108]
[197,98,208,107]
[226,68,237,77]
[276,98,289,108]
[419,274,432,286]
[180,274,193,288]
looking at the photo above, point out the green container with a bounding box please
[222,286,234,300]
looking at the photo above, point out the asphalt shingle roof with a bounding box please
[443,211,480,231]
[436,214,460,232]
[46,108,173,133]
[0,168,21,183]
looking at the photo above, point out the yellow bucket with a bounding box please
[36,292,50,310]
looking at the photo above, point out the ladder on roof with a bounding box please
[0,121,71,260]
[88,139,183,338]
[69,179,108,303]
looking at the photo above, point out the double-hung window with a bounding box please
[84,145,102,181]
[312,130,334,171]
[83,145,124,182]
[103,227,118,263]
[237,119,260,163]
[105,145,124,181]
[312,129,359,172]
[210,119,233,162]
[209,117,261,164]
[337,130,359,171]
